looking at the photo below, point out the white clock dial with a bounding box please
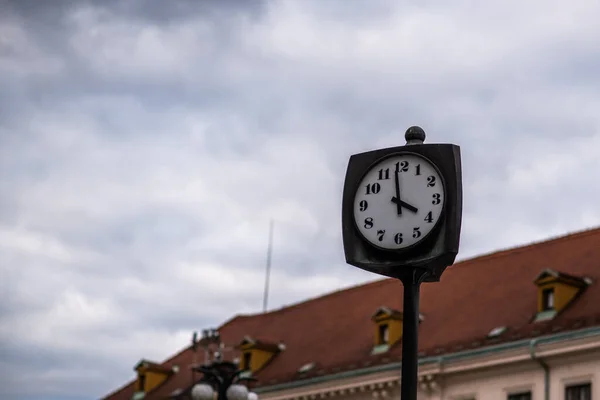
[352,153,445,250]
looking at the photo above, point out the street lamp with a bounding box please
[188,329,257,400]
[190,360,258,400]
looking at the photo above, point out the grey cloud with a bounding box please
[4,0,266,31]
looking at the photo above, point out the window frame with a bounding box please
[378,323,389,344]
[507,391,531,400]
[242,351,252,370]
[138,373,146,392]
[542,288,555,311]
[565,382,591,400]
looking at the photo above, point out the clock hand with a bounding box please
[393,169,402,215]
[391,197,419,213]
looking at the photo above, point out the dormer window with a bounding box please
[371,307,404,354]
[533,269,590,322]
[542,288,554,311]
[236,336,282,374]
[378,324,389,344]
[133,359,176,396]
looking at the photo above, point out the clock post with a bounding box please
[341,127,463,400]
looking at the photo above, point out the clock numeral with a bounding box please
[432,193,441,205]
[365,183,381,195]
[359,200,368,212]
[415,164,421,176]
[424,211,433,223]
[377,229,386,241]
[394,233,403,244]
[378,168,390,180]
[427,176,436,187]
[364,217,374,229]
[395,161,409,172]
[413,227,422,238]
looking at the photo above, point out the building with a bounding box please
[103,227,600,400]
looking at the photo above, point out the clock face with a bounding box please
[353,152,445,250]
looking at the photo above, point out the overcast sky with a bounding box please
[2,0,600,399]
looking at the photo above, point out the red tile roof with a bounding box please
[102,227,600,400]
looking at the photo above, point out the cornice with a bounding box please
[265,376,400,400]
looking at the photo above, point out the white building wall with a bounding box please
[440,348,600,400]
[548,351,599,400]
[441,362,545,400]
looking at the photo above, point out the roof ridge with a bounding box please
[234,276,393,319]
[454,225,600,267]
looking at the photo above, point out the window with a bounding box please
[542,288,555,310]
[138,374,146,392]
[566,383,591,400]
[508,392,531,400]
[243,351,252,370]
[378,324,389,344]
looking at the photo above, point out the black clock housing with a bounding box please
[341,136,462,283]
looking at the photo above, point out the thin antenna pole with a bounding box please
[263,219,274,313]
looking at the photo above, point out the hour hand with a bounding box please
[391,197,418,213]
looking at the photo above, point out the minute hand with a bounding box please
[393,170,402,215]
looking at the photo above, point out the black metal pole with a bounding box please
[400,276,421,400]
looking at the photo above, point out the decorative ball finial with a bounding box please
[405,126,426,145]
